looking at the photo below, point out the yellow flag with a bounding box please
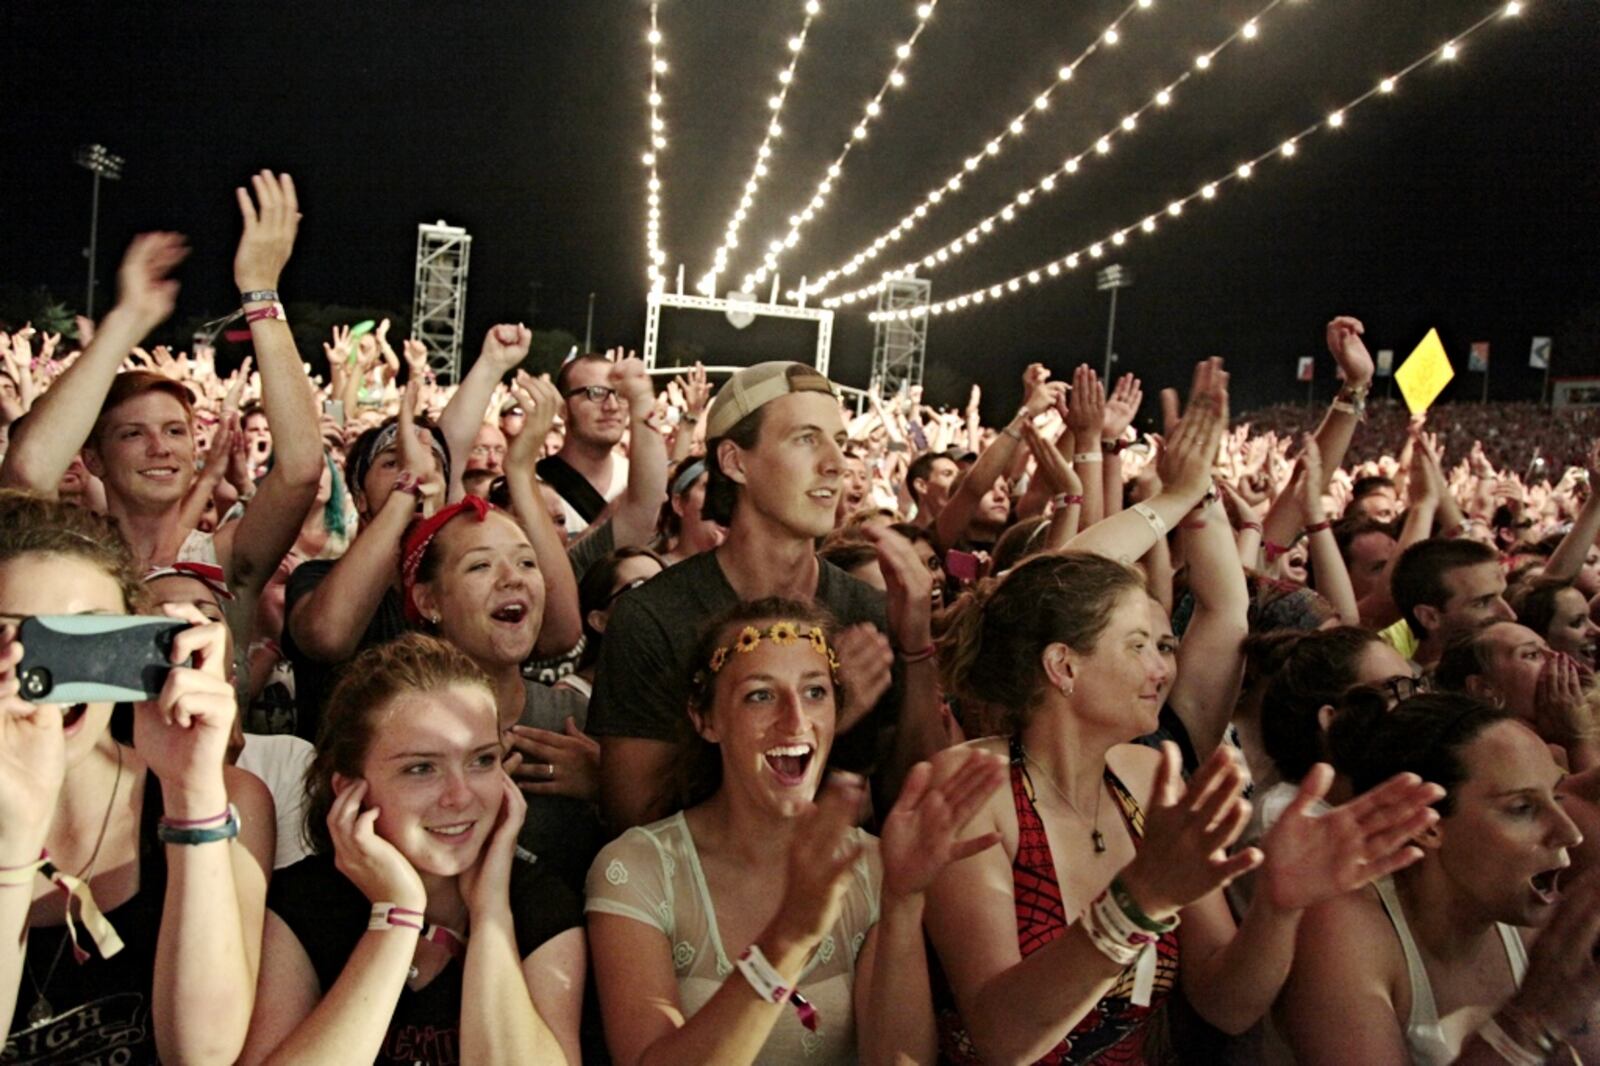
[1395,328,1454,414]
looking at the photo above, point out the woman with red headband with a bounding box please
[402,493,601,893]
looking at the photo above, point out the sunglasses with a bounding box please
[605,577,649,607]
[1376,673,1433,705]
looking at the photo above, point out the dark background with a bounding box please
[3,0,1597,424]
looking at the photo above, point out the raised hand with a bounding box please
[1020,364,1060,419]
[402,337,430,382]
[862,525,934,654]
[328,778,427,911]
[673,361,711,416]
[504,717,600,802]
[397,379,445,508]
[1504,869,1600,1039]
[880,751,1006,898]
[1021,419,1082,496]
[609,355,654,417]
[116,232,189,331]
[1065,364,1105,438]
[832,623,894,735]
[1121,744,1260,920]
[480,323,532,375]
[1102,373,1144,442]
[1258,765,1441,912]
[1325,315,1374,386]
[324,324,354,370]
[233,169,299,292]
[505,373,561,471]
[766,774,869,951]
[1534,653,1595,747]
[132,604,236,815]
[459,774,528,919]
[1156,358,1229,504]
[0,625,66,866]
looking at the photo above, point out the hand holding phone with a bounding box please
[17,615,193,704]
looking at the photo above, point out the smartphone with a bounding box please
[946,549,981,583]
[16,615,191,704]
[324,399,345,426]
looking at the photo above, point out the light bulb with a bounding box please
[1104,27,1119,44]
[1196,53,1211,69]
[1242,21,1258,39]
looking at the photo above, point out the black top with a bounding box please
[586,549,896,774]
[267,852,582,1066]
[280,559,415,741]
[6,771,167,1066]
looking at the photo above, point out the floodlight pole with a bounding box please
[75,144,125,319]
[1096,264,1133,381]
[584,292,596,352]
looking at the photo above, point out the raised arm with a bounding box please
[0,234,187,492]
[501,366,582,657]
[1168,489,1251,761]
[608,357,670,548]
[1545,441,1600,583]
[439,324,531,501]
[936,364,1060,552]
[216,171,323,601]
[1064,365,1108,527]
[1298,438,1361,625]
[1310,316,1376,491]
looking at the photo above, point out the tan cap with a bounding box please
[705,361,836,439]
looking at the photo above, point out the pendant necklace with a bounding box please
[26,743,122,1027]
[1023,747,1107,854]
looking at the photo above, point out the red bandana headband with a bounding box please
[401,495,494,623]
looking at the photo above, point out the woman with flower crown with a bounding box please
[585,596,1007,1066]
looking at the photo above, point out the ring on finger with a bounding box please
[543,762,556,780]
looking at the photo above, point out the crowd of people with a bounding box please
[3,170,1600,1065]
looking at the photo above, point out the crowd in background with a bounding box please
[4,170,1600,1065]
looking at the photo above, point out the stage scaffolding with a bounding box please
[870,277,930,400]
[412,222,472,382]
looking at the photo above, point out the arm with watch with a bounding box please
[1312,315,1375,497]
[215,171,324,607]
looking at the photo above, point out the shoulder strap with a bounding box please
[1373,877,1441,1031]
[536,455,609,524]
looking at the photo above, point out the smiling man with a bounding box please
[537,354,631,537]
[587,361,943,830]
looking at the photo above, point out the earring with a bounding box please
[429,613,440,624]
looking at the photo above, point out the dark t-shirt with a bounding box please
[586,549,894,773]
[518,679,603,895]
[280,559,415,741]
[6,772,166,1066]
[267,852,581,1066]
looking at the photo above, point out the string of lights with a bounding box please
[821,0,1293,307]
[642,2,669,289]
[799,0,1178,302]
[699,0,823,294]
[864,1,1531,322]
[709,0,941,296]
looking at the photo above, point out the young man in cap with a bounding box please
[587,360,947,830]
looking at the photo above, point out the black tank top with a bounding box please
[5,769,168,1065]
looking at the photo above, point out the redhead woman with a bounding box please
[1284,692,1600,1065]
[0,489,272,1064]
[586,597,1007,1066]
[241,633,584,1065]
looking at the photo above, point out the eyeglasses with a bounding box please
[565,385,619,404]
[605,577,649,607]
[1377,673,1433,705]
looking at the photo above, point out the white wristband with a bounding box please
[1131,502,1169,539]
[735,944,793,1006]
[1073,451,1104,464]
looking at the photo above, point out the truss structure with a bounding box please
[870,277,930,399]
[642,291,835,377]
[412,222,472,382]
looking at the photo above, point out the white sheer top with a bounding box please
[586,811,882,1064]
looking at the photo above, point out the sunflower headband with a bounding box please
[693,621,841,691]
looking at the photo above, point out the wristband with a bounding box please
[736,944,819,1032]
[244,302,286,324]
[1239,521,1264,533]
[1101,437,1129,454]
[1073,451,1104,464]
[1302,520,1331,535]
[900,645,937,664]
[1440,523,1464,539]
[157,805,240,846]
[239,289,280,304]
[1081,880,1179,1007]
[1264,540,1290,563]
[0,853,47,887]
[368,902,425,932]
[1052,493,1084,508]
[392,471,421,497]
[1002,421,1024,442]
[681,413,699,425]
[1130,502,1168,539]
[37,852,126,963]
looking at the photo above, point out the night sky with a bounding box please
[5,0,1597,424]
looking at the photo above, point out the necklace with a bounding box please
[1023,748,1107,854]
[26,743,123,1027]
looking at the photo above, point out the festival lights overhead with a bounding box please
[817,0,1291,305]
[642,1,669,289]
[713,0,941,296]
[697,0,823,296]
[863,0,1531,322]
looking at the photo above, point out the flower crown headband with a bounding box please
[693,620,841,692]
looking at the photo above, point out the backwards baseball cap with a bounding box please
[704,361,835,440]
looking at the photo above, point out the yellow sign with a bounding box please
[1394,328,1454,413]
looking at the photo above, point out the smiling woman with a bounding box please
[241,633,585,1066]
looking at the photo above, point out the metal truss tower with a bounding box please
[412,221,472,382]
[870,276,930,400]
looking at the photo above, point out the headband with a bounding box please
[671,458,708,498]
[400,495,494,623]
[692,620,840,694]
[349,419,451,498]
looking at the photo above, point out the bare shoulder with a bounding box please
[928,735,1009,773]
[1106,742,1163,806]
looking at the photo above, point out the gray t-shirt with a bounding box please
[517,679,602,894]
[587,549,895,774]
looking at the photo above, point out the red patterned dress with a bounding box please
[936,736,1179,1064]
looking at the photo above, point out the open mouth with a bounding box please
[489,602,529,625]
[1530,866,1564,905]
[807,488,837,506]
[763,744,815,787]
[62,703,88,732]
